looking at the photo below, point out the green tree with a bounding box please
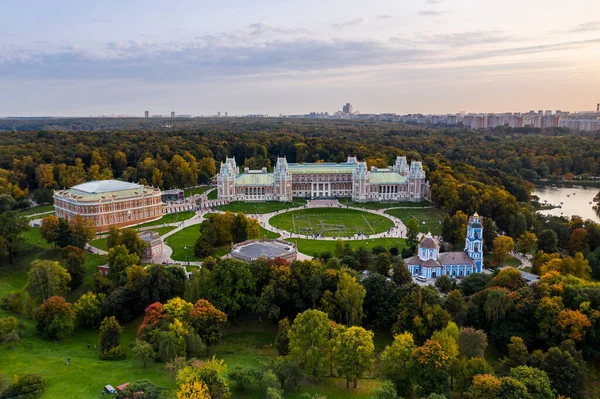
[40,215,60,247]
[335,272,365,326]
[73,291,105,328]
[457,327,488,359]
[335,238,345,259]
[61,245,85,289]
[501,336,528,372]
[537,229,558,253]
[132,339,157,368]
[509,366,554,399]
[333,326,374,388]
[381,332,416,397]
[207,258,256,318]
[275,317,291,356]
[288,309,331,380]
[68,215,95,249]
[540,345,585,399]
[99,316,124,360]
[492,236,514,267]
[55,218,73,248]
[0,211,30,264]
[516,231,537,256]
[406,218,420,244]
[490,267,526,290]
[435,275,453,293]
[391,259,411,286]
[120,228,149,258]
[107,244,140,282]
[27,260,71,303]
[189,299,227,356]
[443,290,467,326]
[107,225,121,249]
[231,213,249,243]
[35,296,75,339]
[373,380,397,399]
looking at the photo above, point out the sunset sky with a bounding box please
[1,0,599,116]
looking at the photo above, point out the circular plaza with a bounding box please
[268,207,395,238]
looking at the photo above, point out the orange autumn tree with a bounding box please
[557,309,591,341]
[189,299,227,356]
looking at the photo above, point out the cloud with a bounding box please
[412,30,516,47]
[567,20,600,33]
[247,23,309,36]
[332,17,366,29]
[426,0,444,3]
[418,10,448,16]
[376,15,394,20]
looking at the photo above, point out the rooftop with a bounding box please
[72,180,141,193]
[232,239,297,260]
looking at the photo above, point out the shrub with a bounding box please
[373,380,398,399]
[100,345,127,360]
[0,374,46,399]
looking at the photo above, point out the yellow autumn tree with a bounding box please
[176,379,210,399]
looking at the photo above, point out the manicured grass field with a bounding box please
[165,224,230,262]
[135,211,195,229]
[286,237,407,256]
[269,208,394,237]
[338,198,432,210]
[259,226,280,239]
[17,204,55,217]
[89,237,108,251]
[184,186,213,197]
[207,189,218,200]
[216,199,307,214]
[384,208,445,235]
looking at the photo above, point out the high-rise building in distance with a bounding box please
[342,103,354,114]
[144,110,149,118]
[170,111,175,118]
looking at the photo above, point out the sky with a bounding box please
[1,0,599,116]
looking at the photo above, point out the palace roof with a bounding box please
[55,180,158,201]
[369,172,407,184]
[287,163,356,174]
[235,173,275,186]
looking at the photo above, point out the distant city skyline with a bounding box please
[1,0,599,116]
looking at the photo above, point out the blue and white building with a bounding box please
[405,213,483,279]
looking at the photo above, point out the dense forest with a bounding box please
[1,119,600,398]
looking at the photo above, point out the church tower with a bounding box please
[273,157,292,202]
[465,213,483,272]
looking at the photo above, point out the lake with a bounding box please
[534,185,600,223]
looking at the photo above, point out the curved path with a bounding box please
[88,198,424,267]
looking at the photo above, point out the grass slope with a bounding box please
[134,211,195,229]
[338,198,431,210]
[17,204,55,217]
[184,186,213,197]
[384,208,445,235]
[216,199,307,214]
[287,237,407,256]
[270,208,394,237]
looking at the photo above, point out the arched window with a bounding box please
[474,231,479,239]
[474,243,480,252]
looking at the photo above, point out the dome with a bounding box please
[419,232,439,249]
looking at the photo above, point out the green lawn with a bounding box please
[216,199,307,214]
[165,225,230,262]
[184,186,213,197]
[17,204,55,217]
[269,208,394,237]
[504,255,522,268]
[259,226,280,239]
[89,226,176,252]
[286,237,407,256]
[384,208,445,235]
[338,198,432,210]
[207,189,218,200]
[89,237,108,251]
[135,211,195,229]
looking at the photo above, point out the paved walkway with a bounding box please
[87,199,419,268]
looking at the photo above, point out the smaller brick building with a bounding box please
[138,230,164,260]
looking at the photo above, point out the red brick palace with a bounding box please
[53,180,163,233]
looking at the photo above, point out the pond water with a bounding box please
[534,185,600,223]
